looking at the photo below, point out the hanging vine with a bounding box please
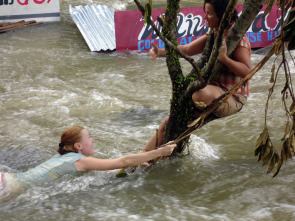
[255,0,295,177]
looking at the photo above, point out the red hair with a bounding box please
[58,125,84,155]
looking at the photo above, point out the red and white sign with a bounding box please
[115,4,286,51]
[0,0,60,23]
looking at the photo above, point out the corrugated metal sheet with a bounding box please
[69,5,116,52]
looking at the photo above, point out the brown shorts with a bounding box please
[212,86,247,117]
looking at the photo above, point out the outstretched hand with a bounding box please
[139,142,176,168]
[149,43,159,61]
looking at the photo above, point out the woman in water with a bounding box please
[0,125,176,195]
[145,0,252,151]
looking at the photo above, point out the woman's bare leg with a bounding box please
[143,115,169,152]
[192,85,222,106]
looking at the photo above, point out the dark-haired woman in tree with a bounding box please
[145,0,252,151]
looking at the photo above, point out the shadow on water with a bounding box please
[0,145,51,172]
[118,107,167,127]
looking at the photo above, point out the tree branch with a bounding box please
[133,0,202,80]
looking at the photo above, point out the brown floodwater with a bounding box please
[0,0,295,220]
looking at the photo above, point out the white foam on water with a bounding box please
[189,135,220,160]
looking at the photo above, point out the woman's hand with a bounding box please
[158,142,177,156]
[149,43,159,60]
[218,38,228,63]
[218,37,252,78]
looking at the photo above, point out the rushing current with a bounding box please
[1,0,295,220]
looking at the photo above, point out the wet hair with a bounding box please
[204,0,238,23]
[58,125,84,155]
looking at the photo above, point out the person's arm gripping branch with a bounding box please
[149,34,208,60]
[178,34,208,56]
[74,144,176,171]
[149,35,208,79]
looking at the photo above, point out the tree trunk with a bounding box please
[162,0,192,152]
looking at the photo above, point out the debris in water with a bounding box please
[0,20,41,33]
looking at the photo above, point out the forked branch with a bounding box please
[133,0,202,80]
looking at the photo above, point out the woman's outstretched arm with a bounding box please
[74,143,176,171]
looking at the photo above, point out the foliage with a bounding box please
[144,0,153,24]
[115,168,128,178]
[255,0,295,176]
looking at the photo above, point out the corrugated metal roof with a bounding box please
[69,5,116,52]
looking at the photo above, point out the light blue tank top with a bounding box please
[13,152,86,186]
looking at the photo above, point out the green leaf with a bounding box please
[115,168,128,178]
[144,2,152,24]
[147,3,152,15]
[143,0,153,24]
[144,6,148,24]
[149,0,153,14]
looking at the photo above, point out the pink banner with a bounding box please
[115,4,286,51]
